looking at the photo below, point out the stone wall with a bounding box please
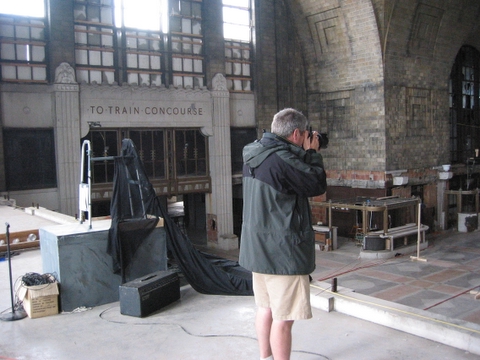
[383,0,480,171]
[282,0,479,175]
[287,0,386,173]
[254,0,278,133]
[281,0,480,228]
[49,0,76,76]
[253,0,308,133]
[203,0,225,89]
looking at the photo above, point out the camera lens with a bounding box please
[317,133,329,149]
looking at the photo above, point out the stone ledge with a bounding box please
[310,281,480,356]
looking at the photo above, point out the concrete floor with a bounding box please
[1,205,480,359]
[312,230,480,323]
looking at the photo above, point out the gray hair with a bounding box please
[271,108,309,138]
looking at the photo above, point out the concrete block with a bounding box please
[311,293,334,312]
[40,220,168,312]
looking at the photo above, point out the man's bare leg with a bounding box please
[255,306,273,359]
[270,319,294,360]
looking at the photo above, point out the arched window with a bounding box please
[449,45,480,163]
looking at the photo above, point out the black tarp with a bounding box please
[107,139,253,296]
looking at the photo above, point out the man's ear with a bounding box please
[288,128,304,146]
[292,128,302,139]
[286,128,299,142]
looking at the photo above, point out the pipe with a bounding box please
[79,140,92,229]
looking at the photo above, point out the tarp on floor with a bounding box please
[107,138,253,296]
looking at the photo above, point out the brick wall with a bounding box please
[254,0,278,133]
[275,0,479,229]
[254,0,308,133]
[49,0,76,76]
[203,0,225,89]
[283,0,479,176]
[295,0,386,172]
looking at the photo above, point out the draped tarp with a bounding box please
[107,139,253,295]
[106,139,160,281]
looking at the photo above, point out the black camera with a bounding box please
[309,127,329,149]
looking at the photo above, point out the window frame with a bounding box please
[3,128,57,191]
[74,0,205,88]
[230,127,256,174]
[0,11,49,83]
[81,127,210,198]
[222,0,254,93]
[168,0,204,88]
[449,45,480,164]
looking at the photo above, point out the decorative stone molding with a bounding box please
[55,62,76,84]
[54,83,79,92]
[54,63,78,92]
[212,73,228,91]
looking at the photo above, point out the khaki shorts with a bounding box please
[252,272,312,321]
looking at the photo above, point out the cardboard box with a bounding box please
[314,232,327,243]
[19,282,59,319]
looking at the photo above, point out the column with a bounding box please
[54,63,81,217]
[206,73,236,249]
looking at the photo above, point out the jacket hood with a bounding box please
[243,132,296,169]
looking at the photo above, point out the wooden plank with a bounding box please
[0,229,40,253]
[0,240,40,253]
[0,229,39,242]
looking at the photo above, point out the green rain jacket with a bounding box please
[239,132,327,275]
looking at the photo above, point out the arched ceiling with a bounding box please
[284,0,480,90]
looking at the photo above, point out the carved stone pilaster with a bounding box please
[54,63,80,216]
[207,74,234,245]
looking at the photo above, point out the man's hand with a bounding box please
[303,130,320,151]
